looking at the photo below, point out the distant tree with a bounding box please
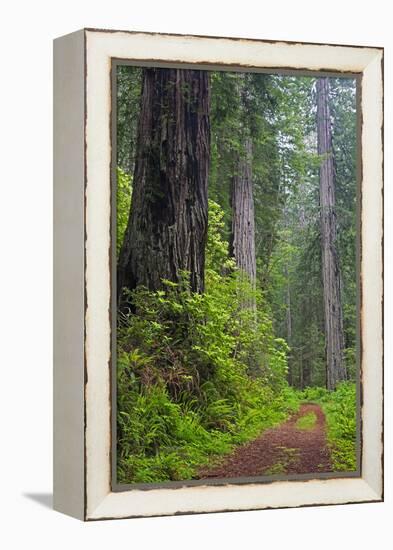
[230,137,256,285]
[316,77,347,390]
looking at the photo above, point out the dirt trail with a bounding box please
[198,403,332,479]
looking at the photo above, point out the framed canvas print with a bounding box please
[53,28,383,521]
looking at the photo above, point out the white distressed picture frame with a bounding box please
[53,28,383,521]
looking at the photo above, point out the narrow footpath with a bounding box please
[198,403,332,479]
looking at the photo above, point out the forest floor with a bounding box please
[197,403,333,479]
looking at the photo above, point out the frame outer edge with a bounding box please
[360,50,384,499]
[53,29,86,521]
[82,29,384,520]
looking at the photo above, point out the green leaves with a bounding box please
[116,167,132,257]
[117,65,142,173]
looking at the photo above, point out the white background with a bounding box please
[0,1,391,548]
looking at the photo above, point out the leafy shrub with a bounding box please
[116,200,298,483]
[116,167,132,256]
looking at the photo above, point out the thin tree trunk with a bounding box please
[299,350,304,390]
[230,138,256,286]
[316,77,347,390]
[285,265,293,385]
[118,68,210,300]
[302,357,311,389]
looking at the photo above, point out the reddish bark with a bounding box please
[118,68,210,299]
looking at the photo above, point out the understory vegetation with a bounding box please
[116,197,357,482]
[117,200,300,482]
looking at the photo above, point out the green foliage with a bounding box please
[117,201,299,483]
[205,199,235,273]
[295,411,317,430]
[116,168,132,257]
[300,382,357,471]
[117,66,142,173]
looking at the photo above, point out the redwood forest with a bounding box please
[115,65,358,484]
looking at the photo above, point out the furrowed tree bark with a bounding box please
[230,138,257,287]
[118,68,210,300]
[316,77,347,390]
[230,134,257,375]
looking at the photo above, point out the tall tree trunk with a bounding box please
[230,134,257,375]
[316,77,347,390]
[230,138,256,285]
[118,68,210,300]
[285,265,293,385]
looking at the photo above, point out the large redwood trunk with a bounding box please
[230,138,256,285]
[316,77,347,390]
[118,68,210,299]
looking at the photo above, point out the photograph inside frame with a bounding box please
[114,64,359,486]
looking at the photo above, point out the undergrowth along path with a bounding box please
[198,403,332,479]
